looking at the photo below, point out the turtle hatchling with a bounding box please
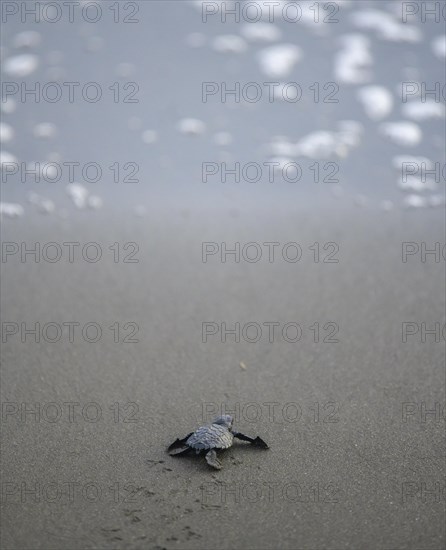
[167,414,269,470]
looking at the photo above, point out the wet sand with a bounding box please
[1,206,444,549]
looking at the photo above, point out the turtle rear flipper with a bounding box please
[233,431,269,449]
[205,449,222,470]
[252,436,269,449]
[167,433,193,455]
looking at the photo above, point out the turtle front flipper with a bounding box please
[233,431,269,449]
[167,433,193,455]
[205,449,222,470]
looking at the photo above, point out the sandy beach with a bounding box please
[1,206,445,549]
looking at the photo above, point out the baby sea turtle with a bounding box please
[167,414,269,470]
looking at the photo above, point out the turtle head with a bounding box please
[213,415,233,429]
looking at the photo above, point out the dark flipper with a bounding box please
[167,433,193,455]
[233,432,269,449]
[205,449,222,470]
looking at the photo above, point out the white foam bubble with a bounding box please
[432,35,446,59]
[428,194,445,208]
[33,122,57,139]
[0,202,24,218]
[4,54,39,77]
[257,44,302,78]
[403,194,428,208]
[141,129,158,144]
[87,195,103,210]
[27,191,41,204]
[402,100,445,121]
[1,97,16,114]
[268,136,297,157]
[28,191,55,213]
[397,175,437,193]
[13,31,42,49]
[350,9,422,43]
[298,6,330,33]
[379,121,422,146]
[0,122,14,142]
[357,86,393,120]
[337,120,363,148]
[268,121,363,162]
[295,122,363,160]
[267,157,295,171]
[271,82,303,102]
[177,118,206,135]
[39,198,55,214]
[66,183,89,209]
[397,80,421,97]
[296,131,337,159]
[241,23,281,42]
[0,151,18,168]
[213,131,232,146]
[334,34,372,84]
[212,35,247,53]
[38,162,58,180]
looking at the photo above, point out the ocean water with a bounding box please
[1,0,445,218]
